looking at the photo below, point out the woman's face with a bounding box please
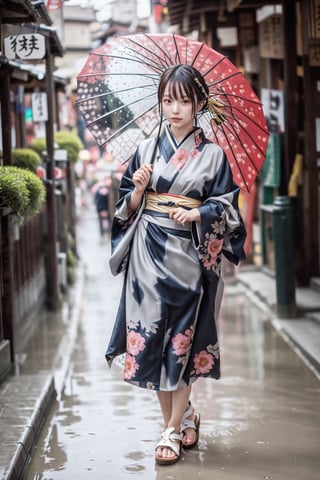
[161,83,195,138]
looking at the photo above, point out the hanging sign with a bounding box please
[259,14,283,59]
[261,88,285,134]
[308,0,320,39]
[32,93,48,122]
[4,34,45,60]
[46,0,63,10]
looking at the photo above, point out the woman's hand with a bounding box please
[168,207,200,225]
[129,164,153,212]
[132,164,153,193]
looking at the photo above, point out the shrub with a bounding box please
[0,166,45,218]
[0,166,30,216]
[54,131,84,164]
[12,148,41,172]
[28,138,46,158]
[17,168,46,217]
[29,131,84,164]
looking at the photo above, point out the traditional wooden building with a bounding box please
[166,0,320,286]
[0,0,66,380]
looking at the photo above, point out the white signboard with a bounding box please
[261,88,285,134]
[4,34,45,60]
[32,93,48,122]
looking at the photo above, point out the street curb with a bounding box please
[270,318,320,380]
[237,277,320,380]
[4,376,56,480]
[53,260,86,398]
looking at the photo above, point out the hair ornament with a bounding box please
[207,97,227,127]
[193,76,226,127]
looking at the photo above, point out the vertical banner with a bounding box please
[239,183,256,260]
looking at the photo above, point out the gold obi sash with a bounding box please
[145,192,202,213]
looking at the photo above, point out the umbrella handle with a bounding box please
[150,116,163,165]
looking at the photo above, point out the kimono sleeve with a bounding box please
[110,147,143,256]
[192,151,246,281]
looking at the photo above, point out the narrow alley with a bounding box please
[24,200,320,480]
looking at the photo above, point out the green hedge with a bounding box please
[28,138,46,157]
[12,148,41,172]
[0,166,46,218]
[55,131,84,163]
[29,130,84,164]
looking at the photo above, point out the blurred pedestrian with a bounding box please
[94,183,110,237]
[106,64,246,465]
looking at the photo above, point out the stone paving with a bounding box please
[0,203,319,479]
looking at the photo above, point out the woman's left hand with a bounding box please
[168,207,200,225]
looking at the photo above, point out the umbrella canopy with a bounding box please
[77,33,269,192]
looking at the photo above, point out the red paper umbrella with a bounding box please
[77,33,269,192]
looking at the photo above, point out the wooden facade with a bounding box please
[166,0,320,285]
[0,0,65,379]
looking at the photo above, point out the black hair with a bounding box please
[157,64,209,117]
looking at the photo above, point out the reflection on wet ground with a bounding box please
[26,207,320,480]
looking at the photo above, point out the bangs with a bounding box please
[166,79,193,101]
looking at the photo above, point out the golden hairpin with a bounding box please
[207,97,227,127]
[194,77,226,127]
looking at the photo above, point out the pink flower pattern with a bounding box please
[171,146,200,170]
[127,331,145,355]
[198,217,226,273]
[172,332,191,356]
[206,237,224,266]
[124,354,139,380]
[194,350,214,374]
[171,149,189,170]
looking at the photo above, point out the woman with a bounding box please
[105,64,246,465]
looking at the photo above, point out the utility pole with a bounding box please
[45,35,60,309]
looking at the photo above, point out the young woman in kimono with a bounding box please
[106,64,246,465]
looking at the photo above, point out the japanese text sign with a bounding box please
[259,14,283,59]
[32,93,48,122]
[4,34,45,60]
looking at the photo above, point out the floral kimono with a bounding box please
[105,124,246,391]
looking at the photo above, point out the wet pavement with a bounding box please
[20,203,320,480]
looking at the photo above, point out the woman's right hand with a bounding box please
[129,164,153,212]
[132,164,153,193]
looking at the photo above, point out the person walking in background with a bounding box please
[94,181,110,237]
[105,64,246,465]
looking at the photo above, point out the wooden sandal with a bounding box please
[155,427,182,465]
